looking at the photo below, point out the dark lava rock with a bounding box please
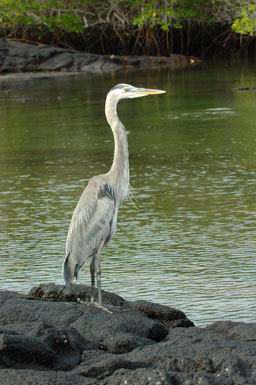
[206,320,256,340]
[0,369,91,385]
[0,38,200,75]
[233,86,256,91]
[0,333,56,368]
[128,300,194,328]
[29,283,127,307]
[38,52,74,70]
[0,285,255,385]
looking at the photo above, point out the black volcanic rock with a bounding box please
[0,284,255,385]
[0,38,200,75]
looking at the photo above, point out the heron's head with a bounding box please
[109,83,166,101]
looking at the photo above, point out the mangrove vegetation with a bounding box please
[0,1,256,58]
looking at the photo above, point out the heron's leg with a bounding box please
[88,241,112,313]
[90,256,96,304]
[95,238,106,305]
[94,253,111,313]
[95,253,102,306]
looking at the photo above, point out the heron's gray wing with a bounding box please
[64,178,116,283]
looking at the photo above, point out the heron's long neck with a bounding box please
[105,95,129,203]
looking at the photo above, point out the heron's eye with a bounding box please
[123,88,128,92]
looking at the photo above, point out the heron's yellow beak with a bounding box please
[135,88,166,96]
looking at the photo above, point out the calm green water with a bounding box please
[0,65,256,326]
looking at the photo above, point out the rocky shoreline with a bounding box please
[0,284,255,384]
[0,39,199,79]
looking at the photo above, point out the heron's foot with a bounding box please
[87,301,112,314]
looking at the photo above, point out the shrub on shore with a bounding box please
[0,1,255,57]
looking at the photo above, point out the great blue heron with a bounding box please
[63,83,166,312]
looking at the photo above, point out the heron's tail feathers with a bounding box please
[63,252,75,285]
[63,252,84,285]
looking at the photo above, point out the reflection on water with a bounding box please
[0,65,256,326]
[168,107,237,121]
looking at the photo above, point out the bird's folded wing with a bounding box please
[65,178,116,266]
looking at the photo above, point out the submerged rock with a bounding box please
[0,284,255,384]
